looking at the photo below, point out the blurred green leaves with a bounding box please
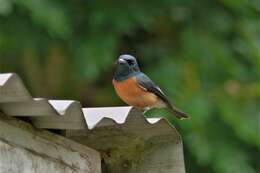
[0,0,13,15]
[0,0,259,173]
[16,0,72,38]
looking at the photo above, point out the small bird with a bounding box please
[113,54,189,120]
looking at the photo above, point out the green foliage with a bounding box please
[0,0,259,172]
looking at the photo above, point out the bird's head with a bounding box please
[113,54,140,81]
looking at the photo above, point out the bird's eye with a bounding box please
[126,59,134,65]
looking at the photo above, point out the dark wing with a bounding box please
[136,72,189,119]
[136,73,170,105]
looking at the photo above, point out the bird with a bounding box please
[112,54,189,120]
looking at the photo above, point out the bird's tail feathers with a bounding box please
[167,104,189,120]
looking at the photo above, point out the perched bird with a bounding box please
[113,54,189,120]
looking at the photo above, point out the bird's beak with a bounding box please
[118,58,126,64]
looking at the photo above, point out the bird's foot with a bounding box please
[142,107,151,116]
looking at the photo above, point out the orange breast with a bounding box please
[112,77,158,108]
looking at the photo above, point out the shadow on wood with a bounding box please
[66,108,186,173]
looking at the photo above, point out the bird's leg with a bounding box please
[143,107,151,114]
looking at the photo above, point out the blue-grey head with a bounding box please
[113,54,140,81]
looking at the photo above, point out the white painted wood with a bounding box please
[48,100,76,115]
[0,73,12,86]
[83,106,132,129]
[146,117,162,124]
[30,101,86,129]
[0,73,31,102]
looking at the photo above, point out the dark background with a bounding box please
[0,0,259,173]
